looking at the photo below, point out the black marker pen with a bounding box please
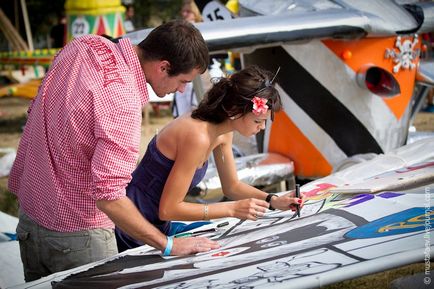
[295,184,301,217]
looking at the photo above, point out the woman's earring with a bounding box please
[230,116,235,120]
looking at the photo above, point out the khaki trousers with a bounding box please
[16,210,118,282]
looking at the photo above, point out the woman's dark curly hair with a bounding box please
[191,65,282,124]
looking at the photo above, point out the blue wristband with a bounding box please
[163,236,173,256]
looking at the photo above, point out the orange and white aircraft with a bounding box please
[125,0,434,180]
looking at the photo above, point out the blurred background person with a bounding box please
[123,4,135,32]
[180,0,202,23]
[172,0,203,118]
[50,12,66,48]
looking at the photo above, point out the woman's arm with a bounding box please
[158,131,304,221]
[214,133,268,201]
[214,133,305,212]
[159,130,215,220]
[158,131,268,221]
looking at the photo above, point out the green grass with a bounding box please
[323,262,426,288]
[0,178,18,217]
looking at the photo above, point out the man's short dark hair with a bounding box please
[138,20,209,76]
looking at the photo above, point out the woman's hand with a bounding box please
[270,191,305,211]
[231,198,269,220]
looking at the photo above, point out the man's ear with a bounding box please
[159,60,170,73]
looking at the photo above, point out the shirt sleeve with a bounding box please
[92,96,142,201]
[7,98,38,194]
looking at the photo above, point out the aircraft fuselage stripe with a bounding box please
[206,26,366,52]
[244,46,383,156]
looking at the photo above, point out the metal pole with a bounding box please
[20,0,33,51]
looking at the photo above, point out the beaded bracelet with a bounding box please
[163,236,173,256]
[204,203,209,220]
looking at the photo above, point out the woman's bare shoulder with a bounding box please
[180,119,210,148]
[161,116,209,146]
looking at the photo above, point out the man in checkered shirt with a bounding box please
[8,20,219,282]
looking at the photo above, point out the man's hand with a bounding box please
[97,197,220,255]
[170,236,220,256]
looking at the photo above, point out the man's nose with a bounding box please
[177,83,187,93]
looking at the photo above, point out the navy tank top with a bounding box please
[115,135,208,250]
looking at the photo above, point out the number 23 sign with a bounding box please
[71,16,90,38]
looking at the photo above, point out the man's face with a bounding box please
[152,68,202,97]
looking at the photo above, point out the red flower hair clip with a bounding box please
[252,96,269,116]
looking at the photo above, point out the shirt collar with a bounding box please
[118,38,149,107]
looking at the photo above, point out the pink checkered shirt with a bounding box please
[8,35,149,232]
